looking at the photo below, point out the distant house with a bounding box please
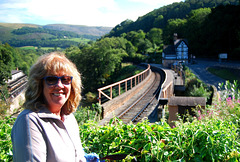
[162,33,188,67]
[7,69,28,99]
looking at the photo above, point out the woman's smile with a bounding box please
[43,73,71,116]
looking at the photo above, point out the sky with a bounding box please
[0,0,183,27]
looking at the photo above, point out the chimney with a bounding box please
[173,33,178,41]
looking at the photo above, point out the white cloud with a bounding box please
[26,0,120,26]
[0,0,183,27]
[128,0,182,6]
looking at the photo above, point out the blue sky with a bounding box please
[0,0,183,27]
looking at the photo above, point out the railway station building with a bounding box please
[162,33,189,68]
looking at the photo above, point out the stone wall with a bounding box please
[9,90,25,114]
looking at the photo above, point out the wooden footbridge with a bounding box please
[98,64,184,125]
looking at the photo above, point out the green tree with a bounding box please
[163,18,187,44]
[153,15,164,28]
[122,30,148,53]
[147,28,163,46]
[0,44,13,85]
[184,8,211,55]
[137,38,153,54]
[193,5,240,58]
[65,37,128,92]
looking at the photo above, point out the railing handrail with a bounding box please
[98,64,150,91]
[157,68,174,100]
[98,64,151,104]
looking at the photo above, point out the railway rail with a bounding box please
[117,71,162,124]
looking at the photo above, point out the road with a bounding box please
[187,59,240,90]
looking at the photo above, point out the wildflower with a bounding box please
[197,110,202,120]
[226,97,232,102]
[198,110,201,115]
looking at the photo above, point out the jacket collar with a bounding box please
[37,106,65,120]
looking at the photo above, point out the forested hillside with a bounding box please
[107,0,238,37]
[106,0,240,59]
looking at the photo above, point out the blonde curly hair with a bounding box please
[24,52,82,115]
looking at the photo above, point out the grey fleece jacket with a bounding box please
[11,108,86,162]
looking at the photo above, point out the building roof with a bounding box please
[174,39,188,47]
[169,96,206,106]
[163,45,175,54]
[11,70,22,75]
[163,38,189,55]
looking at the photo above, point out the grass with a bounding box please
[19,46,36,50]
[207,66,240,82]
[0,23,39,29]
[52,37,91,43]
[67,38,91,43]
[41,47,63,50]
[19,46,64,51]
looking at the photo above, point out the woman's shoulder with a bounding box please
[13,109,38,124]
[17,109,38,118]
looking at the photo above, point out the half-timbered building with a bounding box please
[162,33,188,67]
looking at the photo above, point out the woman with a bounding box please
[11,52,86,162]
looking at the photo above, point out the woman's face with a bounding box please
[43,72,72,116]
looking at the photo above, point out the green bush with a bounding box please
[74,103,102,125]
[184,67,212,100]
[189,84,211,98]
[0,117,15,162]
[80,117,240,161]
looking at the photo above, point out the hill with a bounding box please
[107,0,239,37]
[43,24,112,36]
[0,23,40,42]
[0,23,112,48]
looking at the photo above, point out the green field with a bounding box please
[207,66,240,82]
[19,46,64,51]
[64,38,91,43]
[50,37,91,43]
[19,46,36,50]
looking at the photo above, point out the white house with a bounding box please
[7,70,28,99]
[162,33,188,67]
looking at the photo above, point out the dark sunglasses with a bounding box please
[43,76,73,86]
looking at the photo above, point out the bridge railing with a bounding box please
[98,64,151,104]
[155,67,174,101]
[161,81,174,98]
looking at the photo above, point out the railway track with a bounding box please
[117,71,162,124]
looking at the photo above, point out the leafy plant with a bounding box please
[80,116,240,161]
[189,84,211,98]
[219,80,240,101]
[0,116,15,162]
[74,103,102,125]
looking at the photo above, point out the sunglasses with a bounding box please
[43,76,73,86]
